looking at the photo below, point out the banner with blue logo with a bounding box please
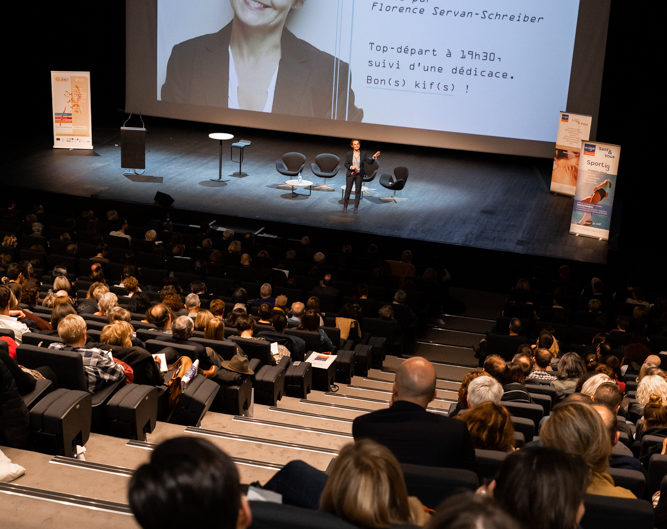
[550,112,592,196]
[569,141,620,241]
[51,71,93,149]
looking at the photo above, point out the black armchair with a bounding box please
[276,152,306,178]
[379,166,409,202]
[311,153,340,190]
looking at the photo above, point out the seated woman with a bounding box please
[205,318,226,342]
[298,309,334,352]
[492,446,588,529]
[194,309,214,332]
[500,361,533,403]
[540,400,635,498]
[320,439,428,527]
[634,394,667,464]
[550,352,586,400]
[262,439,428,526]
[457,401,515,452]
[96,320,163,386]
[449,369,489,417]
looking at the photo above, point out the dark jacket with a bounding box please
[352,400,477,471]
[162,23,363,121]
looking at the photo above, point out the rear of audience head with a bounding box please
[299,309,321,331]
[642,394,667,431]
[540,400,611,473]
[512,351,533,376]
[456,370,490,410]
[147,303,171,330]
[534,347,553,369]
[97,291,118,316]
[258,303,273,321]
[194,309,214,331]
[52,275,71,292]
[580,373,613,398]
[57,314,87,346]
[319,439,414,528]
[556,352,586,380]
[483,355,506,382]
[458,401,514,452]
[502,360,526,385]
[51,302,77,329]
[209,298,225,318]
[466,374,503,408]
[392,356,436,408]
[271,311,288,333]
[425,492,518,529]
[205,318,225,341]
[172,315,195,340]
[129,436,251,529]
[637,374,667,406]
[493,446,588,529]
[108,306,131,323]
[235,314,256,333]
[100,320,134,348]
[593,382,622,412]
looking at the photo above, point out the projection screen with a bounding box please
[126,0,611,158]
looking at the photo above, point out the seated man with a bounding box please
[49,314,125,392]
[146,303,173,333]
[129,436,252,529]
[352,356,476,470]
[525,348,557,384]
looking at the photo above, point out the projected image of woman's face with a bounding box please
[230,0,301,30]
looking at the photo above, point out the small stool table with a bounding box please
[231,139,252,177]
[285,178,313,198]
[209,132,234,182]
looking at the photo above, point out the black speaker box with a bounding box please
[120,126,146,169]
[154,191,174,207]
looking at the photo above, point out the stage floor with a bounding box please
[3,122,610,265]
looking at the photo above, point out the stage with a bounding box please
[3,121,612,265]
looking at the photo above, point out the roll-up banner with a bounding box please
[550,112,592,196]
[51,71,93,149]
[569,141,620,241]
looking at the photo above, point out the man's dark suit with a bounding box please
[352,400,477,470]
[162,23,363,121]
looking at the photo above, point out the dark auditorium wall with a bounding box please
[5,2,667,280]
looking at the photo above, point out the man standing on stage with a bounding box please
[343,139,380,213]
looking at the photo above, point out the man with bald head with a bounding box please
[352,356,476,469]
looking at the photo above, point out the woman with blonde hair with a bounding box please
[320,439,428,527]
[194,309,214,332]
[637,374,667,406]
[100,320,134,348]
[205,318,225,342]
[98,320,163,386]
[540,400,635,498]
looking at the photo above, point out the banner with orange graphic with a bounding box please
[550,112,591,196]
[51,71,93,149]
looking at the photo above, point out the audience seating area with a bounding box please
[1,194,666,528]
